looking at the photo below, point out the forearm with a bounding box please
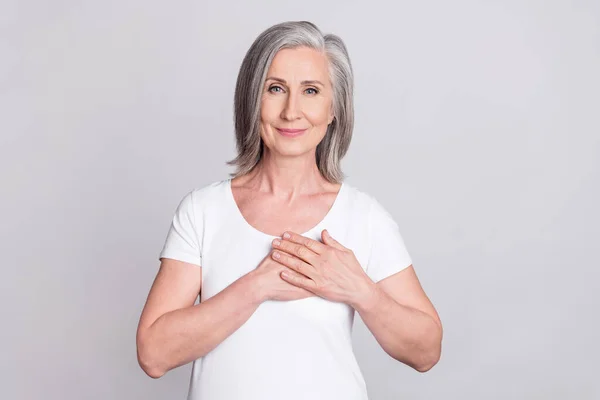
[140,272,264,378]
[351,282,442,372]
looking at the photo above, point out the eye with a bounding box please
[305,87,319,95]
[268,85,284,93]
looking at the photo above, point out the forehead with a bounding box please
[267,46,330,81]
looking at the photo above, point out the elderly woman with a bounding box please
[136,20,442,399]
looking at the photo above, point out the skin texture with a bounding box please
[136,46,442,380]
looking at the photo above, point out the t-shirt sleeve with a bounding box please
[366,195,413,283]
[158,190,202,267]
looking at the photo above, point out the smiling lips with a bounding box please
[276,128,307,137]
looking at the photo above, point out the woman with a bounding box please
[136,20,442,399]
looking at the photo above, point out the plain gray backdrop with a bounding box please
[2,0,599,399]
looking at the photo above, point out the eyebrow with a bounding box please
[265,77,325,87]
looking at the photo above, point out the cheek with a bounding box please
[260,97,280,121]
[304,103,332,125]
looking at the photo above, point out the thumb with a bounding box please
[322,229,345,251]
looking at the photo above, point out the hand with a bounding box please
[270,229,375,306]
[251,249,316,303]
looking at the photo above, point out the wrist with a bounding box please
[242,271,267,305]
[351,278,381,313]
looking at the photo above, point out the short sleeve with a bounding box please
[366,196,413,283]
[158,190,202,266]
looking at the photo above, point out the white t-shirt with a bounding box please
[158,178,413,400]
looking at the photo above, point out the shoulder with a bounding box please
[340,181,373,212]
[341,181,383,216]
[342,182,401,231]
[190,179,224,198]
[183,178,228,202]
[172,179,229,215]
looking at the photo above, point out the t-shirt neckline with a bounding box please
[225,178,346,239]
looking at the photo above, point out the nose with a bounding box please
[280,91,301,121]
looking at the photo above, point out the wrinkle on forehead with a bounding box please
[267,47,332,88]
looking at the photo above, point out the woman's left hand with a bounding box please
[270,229,375,306]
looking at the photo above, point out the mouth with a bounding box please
[276,128,307,137]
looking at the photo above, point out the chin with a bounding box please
[263,136,313,156]
[275,142,313,156]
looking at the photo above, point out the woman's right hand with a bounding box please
[251,250,315,302]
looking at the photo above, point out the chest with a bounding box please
[231,187,339,237]
[198,184,372,329]
[200,227,369,327]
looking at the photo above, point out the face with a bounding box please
[259,46,335,158]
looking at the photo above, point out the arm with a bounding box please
[136,258,264,379]
[351,265,443,373]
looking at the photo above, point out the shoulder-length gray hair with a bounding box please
[225,21,354,184]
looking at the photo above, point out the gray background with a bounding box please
[2,0,599,399]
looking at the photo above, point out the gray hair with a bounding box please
[225,21,354,184]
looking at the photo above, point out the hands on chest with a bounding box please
[251,229,374,308]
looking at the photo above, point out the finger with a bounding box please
[281,231,327,255]
[272,235,319,265]
[272,250,316,280]
[280,268,307,282]
[281,269,317,291]
[321,229,346,251]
